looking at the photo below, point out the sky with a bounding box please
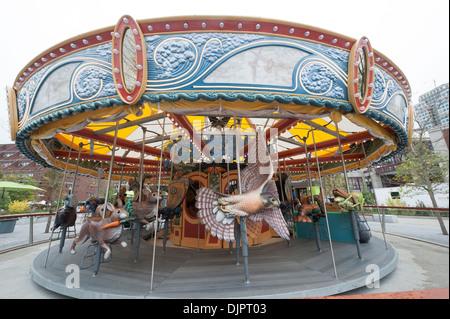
[0,0,448,145]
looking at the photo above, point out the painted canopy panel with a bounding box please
[15,31,408,131]
[9,16,412,180]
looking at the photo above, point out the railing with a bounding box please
[1,206,448,254]
[0,212,88,254]
[363,205,449,217]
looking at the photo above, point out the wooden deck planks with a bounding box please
[31,231,397,298]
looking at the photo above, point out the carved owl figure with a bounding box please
[195,129,290,242]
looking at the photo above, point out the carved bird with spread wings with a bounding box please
[195,129,290,242]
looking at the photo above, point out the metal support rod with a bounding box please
[96,164,103,198]
[275,138,289,246]
[225,141,233,253]
[134,220,141,263]
[138,127,147,203]
[44,135,75,268]
[334,123,362,259]
[29,216,34,245]
[60,143,83,254]
[93,242,102,277]
[102,122,119,218]
[56,136,75,213]
[150,115,166,292]
[134,128,147,263]
[234,116,250,283]
[304,137,321,252]
[350,210,363,259]
[370,171,388,250]
[311,129,338,279]
[284,157,296,240]
[118,164,124,190]
[71,143,84,193]
[59,227,67,253]
[360,142,388,250]
[197,159,201,251]
[335,122,350,194]
[275,138,285,202]
[303,139,314,203]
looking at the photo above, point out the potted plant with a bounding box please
[0,200,31,233]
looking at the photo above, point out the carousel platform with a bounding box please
[30,232,397,299]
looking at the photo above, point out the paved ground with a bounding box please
[367,215,449,247]
[0,215,84,253]
[0,215,448,298]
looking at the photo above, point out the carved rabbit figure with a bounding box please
[70,203,129,259]
[132,188,162,231]
[92,197,125,219]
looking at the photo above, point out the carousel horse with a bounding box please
[70,202,129,260]
[52,194,77,231]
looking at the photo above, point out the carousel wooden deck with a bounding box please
[30,231,397,298]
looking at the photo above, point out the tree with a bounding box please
[322,173,346,200]
[2,173,36,202]
[395,117,449,235]
[39,168,63,233]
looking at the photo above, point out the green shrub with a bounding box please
[8,200,31,214]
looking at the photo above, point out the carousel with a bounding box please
[7,15,411,298]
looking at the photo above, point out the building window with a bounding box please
[18,162,31,167]
[349,177,363,190]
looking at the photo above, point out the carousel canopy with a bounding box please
[6,15,413,182]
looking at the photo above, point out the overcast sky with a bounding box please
[0,0,448,144]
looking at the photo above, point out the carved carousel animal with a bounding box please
[84,197,105,215]
[195,129,290,242]
[332,188,371,243]
[51,194,77,231]
[158,176,191,220]
[294,196,326,223]
[207,116,231,130]
[113,186,128,208]
[90,196,126,219]
[129,175,149,202]
[70,203,129,259]
[131,188,163,231]
[332,188,364,212]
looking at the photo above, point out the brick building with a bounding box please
[0,143,102,205]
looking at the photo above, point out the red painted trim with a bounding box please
[282,153,365,167]
[112,15,147,104]
[71,128,171,159]
[53,149,159,167]
[278,131,373,159]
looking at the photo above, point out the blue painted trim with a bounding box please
[15,92,408,171]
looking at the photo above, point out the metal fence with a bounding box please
[0,213,87,254]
